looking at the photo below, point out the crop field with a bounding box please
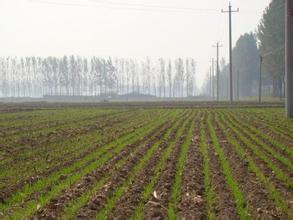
[0,105,292,219]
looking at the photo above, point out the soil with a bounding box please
[107,113,194,219]
[74,119,182,219]
[212,113,284,219]
[218,115,293,214]
[205,120,238,220]
[0,115,148,201]
[142,119,192,219]
[177,114,206,219]
[34,119,173,218]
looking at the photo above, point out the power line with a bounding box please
[29,0,220,14]
[30,0,259,14]
[89,0,219,12]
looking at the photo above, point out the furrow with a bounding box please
[217,111,289,217]
[0,110,153,199]
[205,111,238,219]
[141,113,194,219]
[79,111,193,219]
[177,112,206,219]
[34,112,178,218]
[108,112,200,219]
[219,113,293,190]
[0,110,176,218]
[213,112,288,219]
[217,113,292,215]
[223,111,293,168]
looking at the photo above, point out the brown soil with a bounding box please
[177,114,206,219]
[107,113,194,219]
[227,112,293,159]
[212,114,284,219]
[0,101,284,114]
[1,111,136,157]
[222,113,292,177]
[219,115,293,212]
[1,111,123,137]
[242,113,293,144]
[34,119,174,219]
[206,121,238,220]
[142,119,192,219]
[107,129,180,218]
[77,125,177,218]
[0,117,148,201]
[74,118,186,219]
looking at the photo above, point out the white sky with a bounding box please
[0,0,271,88]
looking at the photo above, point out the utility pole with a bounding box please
[213,42,223,102]
[222,2,239,104]
[286,0,293,117]
[259,55,263,104]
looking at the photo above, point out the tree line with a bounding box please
[0,56,197,98]
[204,0,285,100]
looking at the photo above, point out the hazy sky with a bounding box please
[0,0,271,88]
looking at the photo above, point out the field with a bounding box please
[0,103,292,219]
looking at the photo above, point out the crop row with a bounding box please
[0,108,292,219]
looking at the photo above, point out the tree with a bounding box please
[167,60,172,98]
[60,56,69,95]
[185,59,191,97]
[83,58,88,96]
[257,0,285,98]
[105,57,117,94]
[159,58,166,97]
[0,58,9,97]
[0,56,198,99]
[190,59,196,96]
[233,33,259,97]
[174,58,184,97]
